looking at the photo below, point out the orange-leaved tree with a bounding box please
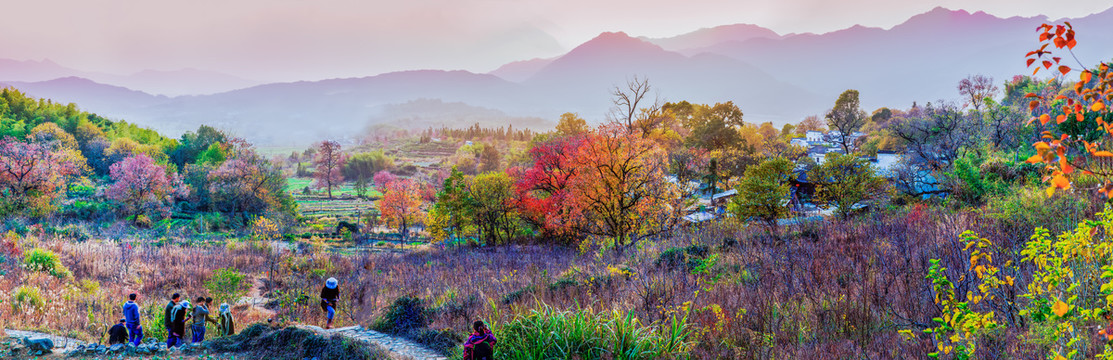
[567,123,681,256]
[1023,22,1113,196]
[378,178,425,241]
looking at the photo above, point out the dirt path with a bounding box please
[246,279,445,359]
[239,277,277,319]
[297,325,447,360]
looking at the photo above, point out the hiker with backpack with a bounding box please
[320,277,339,329]
[218,302,236,337]
[164,293,181,348]
[123,293,143,346]
[463,320,497,360]
[169,300,192,348]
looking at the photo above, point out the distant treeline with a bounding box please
[423,123,536,142]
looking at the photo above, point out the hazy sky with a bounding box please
[1,0,1110,82]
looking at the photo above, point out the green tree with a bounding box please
[807,152,887,219]
[556,112,588,136]
[826,89,867,154]
[469,171,524,244]
[728,157,794,231]
[428,167,475,243]
[205,268,249,304]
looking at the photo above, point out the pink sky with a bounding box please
[1,0,1110,82]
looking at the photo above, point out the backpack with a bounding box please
[472,340,494,360]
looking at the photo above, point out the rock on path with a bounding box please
[4,329,88,351]
[300,325,447,360]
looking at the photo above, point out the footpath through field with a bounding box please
[297,324,448,360]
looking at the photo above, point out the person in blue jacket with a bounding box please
[122,293,143,346]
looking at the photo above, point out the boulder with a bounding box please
[22,337,53,352]
[109,343,124,353]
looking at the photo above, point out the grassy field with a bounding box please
[286,177,382,198]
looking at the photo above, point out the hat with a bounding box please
[326,277,338,289]
[181,300,191,308]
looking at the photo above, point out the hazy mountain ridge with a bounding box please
[4,6,1113,145]
[0,59,260,96]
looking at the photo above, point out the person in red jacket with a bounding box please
[462,320,497,360]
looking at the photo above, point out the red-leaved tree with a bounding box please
[0,137,83,216]
[513,135,584,243]
[107,154,187,220]
[372,170,397,193]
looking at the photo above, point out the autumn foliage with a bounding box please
[378,178,426,240]
[106,154,187,219]
[1023,22,1113,196]
[0,137,83,216]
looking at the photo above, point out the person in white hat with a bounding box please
[321,277,339,329]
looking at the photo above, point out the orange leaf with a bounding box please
[1034,142,1051,152]
[1040,114,1051,124]
[1067,39,1077,49]
[1043,60,1054,69]
[1082,71,1093,83]
[1030,100,1040,111]
[1094,151,1113,157]
[1056,114,1066,124]
[1025,93,1041,98]
[1027,58,1036,67]
[1025,154,1044,164]
[1059,65,1071,75]
[1094,102,1107,112]
[1052,299,1071,316]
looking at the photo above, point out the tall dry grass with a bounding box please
[0,200,1099,358]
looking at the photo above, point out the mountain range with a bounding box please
[2,6,1112,146]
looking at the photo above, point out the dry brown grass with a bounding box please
[0,204,1085,358]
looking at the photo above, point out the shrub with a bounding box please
[494,305,695,360]
[205,267,250,304]
[252,217,281,239]
[23,248,71,278]
[655,245,710,272]
[208,324,389,360]
[985,186,1091,234]
[372,296,431,334]
[12,286,45,312]
[135,214,152,228]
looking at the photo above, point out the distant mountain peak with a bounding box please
[566,31,666,56]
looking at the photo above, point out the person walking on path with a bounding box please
[218,303,236,337]
[320,277,339,329]
[191,296,210,343]
[164,293,181,348]
[169,300,192,348]
[123,293,143,346]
